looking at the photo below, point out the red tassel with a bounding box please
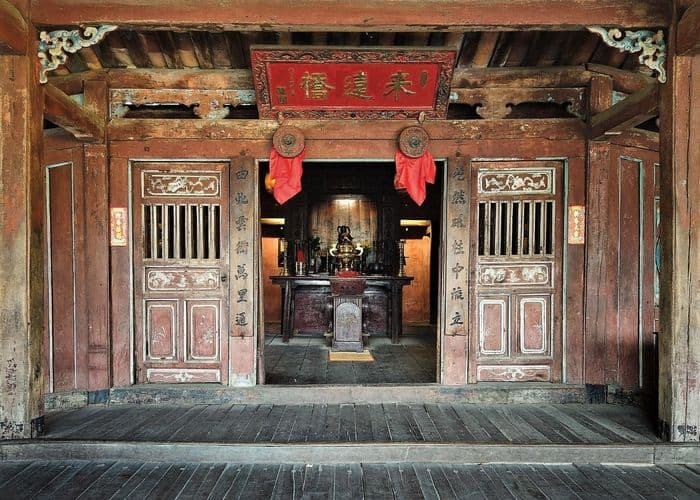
[394,150,436,206]
[269,147,305,204]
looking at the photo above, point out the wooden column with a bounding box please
[658,2,700,442]
[0,33,45,436]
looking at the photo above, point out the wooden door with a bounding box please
[469,161,564,382]
[133,161,229,383]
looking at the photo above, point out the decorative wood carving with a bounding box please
[38,25,117,83]
[449,88,585,119]
[272,125,305,157]
[476,365,551,382]
[142,171,220,197]
[478,298,508,355]
[146,268,220,291]
[145,300,177,361]
[146,368,221,383]
[477,168,554,194]
[587,27,666,83]
[251,47,455,119]
[109,88,256,118]
[398,126,430,158]
[477,263,551,286]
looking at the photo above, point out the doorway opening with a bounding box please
[259,160,444,384]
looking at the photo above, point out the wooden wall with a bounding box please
[585,140,659,389]
[43,131,111,394]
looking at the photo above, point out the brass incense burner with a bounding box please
[329,225,363,274]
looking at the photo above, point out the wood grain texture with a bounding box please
[43,84,105,142]
[28,0,671,29]
[0,0,28,55]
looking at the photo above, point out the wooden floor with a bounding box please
[265,325,437,385]
[1,460,698,499]
[43,403,657,444]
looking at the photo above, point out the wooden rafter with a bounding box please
[44,83,105,142]
[677,2,700,56]
[586,63,656,93]
[0,0,28,55]
[29,0,670,30]
[588,83,658,140]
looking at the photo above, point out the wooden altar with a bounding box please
[271,275,413,344]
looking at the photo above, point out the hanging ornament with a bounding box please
[268,125,306,204]
[395,125,435,206]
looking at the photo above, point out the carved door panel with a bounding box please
[133,162,229,384]
[469,161,563,382]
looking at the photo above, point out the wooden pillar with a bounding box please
[658,1,700,442]
[0,30,45,436]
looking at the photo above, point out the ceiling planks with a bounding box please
[29,0,671,30]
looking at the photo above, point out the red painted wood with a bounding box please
[109,156,132,386]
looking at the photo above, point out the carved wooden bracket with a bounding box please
[450,87,585,119]
[587,27,666,83]
[109,88,256,118]
[38,25,117,84]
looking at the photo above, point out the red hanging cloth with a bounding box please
[269,147,306,205]
[394,150,436,206]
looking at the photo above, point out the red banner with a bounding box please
[251,47,455,119]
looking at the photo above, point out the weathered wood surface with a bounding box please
[0,0,28,55]
[43,84,105,142]
[52,67,594,94]
[586,63,657,94]
[42,403,658,444]
[0,460,697,499]
[588,84,659,140]
[29,0,671,29]
[0,52,44,438]
[108,118,586,142]
[677,2,700,56]
[585,144,658,388]
[658,43,700,440]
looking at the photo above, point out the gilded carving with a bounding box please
[143,172,220,197]
[478,169,553,194]
[478,264,550,286]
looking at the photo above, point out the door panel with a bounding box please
[470,161,563,382]
[133,161,229,384]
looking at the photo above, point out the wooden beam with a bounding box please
[588,84,659,140]
[108,117,585,141]
[43,83,105,142]
[0,0,28,55]
[50,66,591,95]
[586,63,657,94]
[677,2,700,56]
[30,0,670,30]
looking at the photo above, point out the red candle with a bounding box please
[296,249,305,262]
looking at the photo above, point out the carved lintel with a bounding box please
[110,88,256,118]
[38,25,117,84]
[450,87,586,119]
[587,27,666,83]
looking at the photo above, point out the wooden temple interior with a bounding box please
[0,0,699,495]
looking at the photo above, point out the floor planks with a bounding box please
[43,403,658,445]
[0,461,697,499]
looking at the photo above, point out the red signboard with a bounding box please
[251,47,456,119]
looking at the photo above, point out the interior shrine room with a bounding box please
[0,0,699,497]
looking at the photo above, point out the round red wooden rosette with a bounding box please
[398,126,430,158]
[272,125,305,157]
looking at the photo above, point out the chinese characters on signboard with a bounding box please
[251,47,456,119]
